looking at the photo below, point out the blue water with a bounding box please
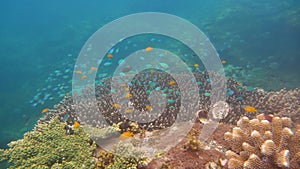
[0,0,299,166]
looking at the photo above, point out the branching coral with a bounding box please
[224,114,300,169]
[1,117,96,169]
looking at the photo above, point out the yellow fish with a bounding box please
[90,67,98,71]
[146,105,152,110]
[244,106,258,113]
[221,60,227,65]
[119,131,134,140]
[74,121,80,128]
[112,103,121,108]
[107,53,113,58]
[194,63,199,68]
[75,70,82,74]
[125,109,133,113]
[169,80,176,85]
[125,93,132,98]
[81,75,87,80]
[145,46,153,52]
[41,108,49,113]
[120,83,127,87]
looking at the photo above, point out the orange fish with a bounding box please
[74,121,80,128]
[81,75,87,80]
[41,108,49,113]
[194,64,199,68]
[221,60,227,65]
[125,93,132,98]
[119,131,134,140]
[145,46,153,52]
[244,106,258,113]
[146,105,152,110]
[90,67,98,71]
[112,103,121,108]
[76,70,82,74]
[107,53,113,58]
[125,109,133,113]
[169,80,176,85]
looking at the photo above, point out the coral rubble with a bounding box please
[224,114,300,169]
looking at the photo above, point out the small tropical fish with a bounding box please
[74,121,80,128]
[125,88,129,91]
[112,103,121,108]
[81,75,87,80]
[104,62,112,66]
[125,109,133,113]
[145,46,153,52]
[146,105,152,110]
[169,80,176,85]
[160,63,169,69]
[221,60,227,64]
[41,108,49,113]
[243,106,258,113]
[120,83,127,87]
[118,59,124,64]
[125,93,132,98]
[90,67,98,71]
[119,131,134,140]
[76,70,82,74]
[194,63,199,68]
[167,99,176,103]
[107,53,113,58]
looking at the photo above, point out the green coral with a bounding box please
[1,117,96,169]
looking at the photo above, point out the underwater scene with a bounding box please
[1,0,300,168]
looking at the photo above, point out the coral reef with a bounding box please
[0,117,96,169]
[94,143,149,169]
[183,128,204,151]
[39,71,300,131]
[263,88,300,123]
[3,70,300,168]
[224,114,300,169]
[95,149,114,169]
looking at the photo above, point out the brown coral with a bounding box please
[224,114,300,169]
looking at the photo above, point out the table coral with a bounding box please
[224,114,300,169]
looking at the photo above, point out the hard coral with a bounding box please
[224,114,300,169]
[1,117,96,169]
[95,142,149,169]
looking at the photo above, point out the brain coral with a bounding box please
[224,114,300,169]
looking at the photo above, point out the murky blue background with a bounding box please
[0,0,299,159]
